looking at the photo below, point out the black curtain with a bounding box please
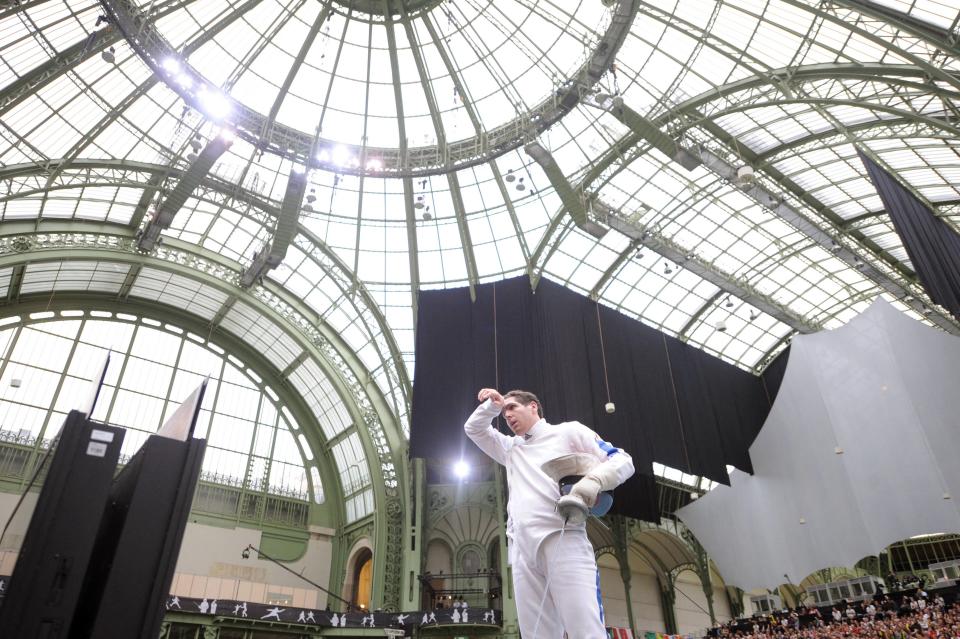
[859,149,960,321]
[410,276,784,521]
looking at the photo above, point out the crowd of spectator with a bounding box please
[715,588,960,639]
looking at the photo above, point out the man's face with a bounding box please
[502,396,540,436]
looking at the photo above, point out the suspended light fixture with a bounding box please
[516,177,526,192]
[306,188,316,204]
[663,262,673,275]
[102,46,116,64]
[415,195,425,210]
[505,169,516,183]
[749,310,759,321]
[725,296,734,308]
[733,165,755,188]
[423,206,432,221]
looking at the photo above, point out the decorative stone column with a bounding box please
[683,529,716,625]
[659,573,679,635]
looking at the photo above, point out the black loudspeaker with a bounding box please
[0,411,125,638]
[75,434,206,639]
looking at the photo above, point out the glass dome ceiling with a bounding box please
[1,0,959,460]
[110,0,620,175]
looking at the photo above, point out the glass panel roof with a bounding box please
[2,0,959,458]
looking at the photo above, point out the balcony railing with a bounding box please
[0,435,309,529]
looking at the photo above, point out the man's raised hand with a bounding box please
[477,388,504,407]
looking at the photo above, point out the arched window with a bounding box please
[0,311,326,510]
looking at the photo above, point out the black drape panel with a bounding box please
[859,149,960,321]
[410,276,783,521]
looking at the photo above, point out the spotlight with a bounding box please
[317,149,330,163]
[291,164,306,175]
[218,128,236,144]
[453,460,470,480]
[162,57,181,73]
[366,158,382,170]
[241,546,251,559]
[197,87,231,120]
[332,145,349,166]
[175,73,193,89]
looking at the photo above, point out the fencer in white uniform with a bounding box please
[464,389,634,639]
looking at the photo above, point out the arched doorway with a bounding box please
[351,548,373,610]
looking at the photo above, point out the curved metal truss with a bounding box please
[0,224,403,501]
[0,159,411,428]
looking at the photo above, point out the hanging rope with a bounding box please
[493,282,506,433]
[493,282,499,392]
[595,302,612,404]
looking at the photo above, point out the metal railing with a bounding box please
[417,571,504,612]
[0,435,310,529]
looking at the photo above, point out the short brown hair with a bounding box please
[504,390,543,418]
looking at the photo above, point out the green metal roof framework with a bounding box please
[2,1,960,580]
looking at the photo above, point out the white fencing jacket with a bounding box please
[464,399,634,562]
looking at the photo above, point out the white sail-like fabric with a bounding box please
[678,300,960,590]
